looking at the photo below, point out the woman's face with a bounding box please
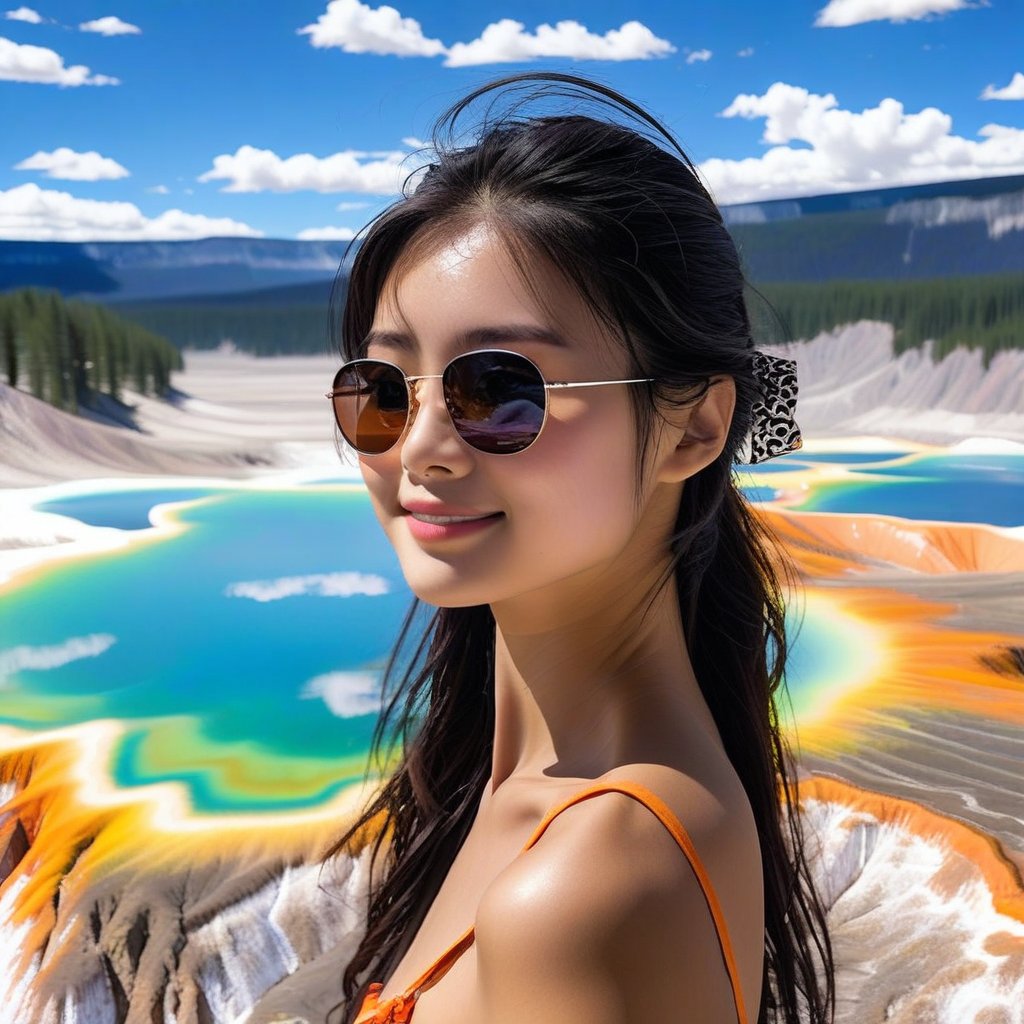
[356,224,687,613]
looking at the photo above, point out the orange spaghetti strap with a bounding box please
[369,780,749,1024]
[519,780,751,1024]
[355,924,477,1021]
[403,921,476,997]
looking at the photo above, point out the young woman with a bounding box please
[324,72,834,1024]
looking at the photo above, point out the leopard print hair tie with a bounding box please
[735,351,803,465]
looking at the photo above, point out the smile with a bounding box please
[405,512,504,541]
[410,512,499,524]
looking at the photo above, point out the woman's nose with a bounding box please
[400,376,474,477]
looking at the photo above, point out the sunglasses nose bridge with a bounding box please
[403,371,449,433]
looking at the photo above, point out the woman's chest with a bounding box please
[370,784,584,1014]
[374,941,482,1024]
[373,827,519,1000]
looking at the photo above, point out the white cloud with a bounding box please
[300,670,381,718]
[982,72,1024,101]
[0,182,262,240]
[0,35,118,84]
[444,18,675,66]
[15,146,129,181]
[721,83,842,146]
[686,48,712,64]
[0,633,115,684]
[146,184,169,194]
[224,571,389,602]
[815,0,982,27]
[335,200,370,210]
[299,2,674,66]
[199,144,411,194]
[402,135,429,150]
[5,6,42,23]
[702,82,1024,203]
[298,0,445,57]
[79,15,140,35]
[297,225,358,240]
[737,46,754,57]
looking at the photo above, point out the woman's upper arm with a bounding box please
[472,792,748,1024]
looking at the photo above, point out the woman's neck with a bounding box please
[487,561,720,793]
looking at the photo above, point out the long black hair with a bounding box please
[324,71,834,1024]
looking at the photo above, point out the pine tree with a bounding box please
[1,306,17,388]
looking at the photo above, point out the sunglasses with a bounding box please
[326,348,655,456]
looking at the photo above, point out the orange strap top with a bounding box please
[355,780,750,1024]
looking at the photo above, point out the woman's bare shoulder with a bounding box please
[601,760,761,860]
[472,763,762,1024]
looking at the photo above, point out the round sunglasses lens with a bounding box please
[444,351,546,454]
[332,361,408,454]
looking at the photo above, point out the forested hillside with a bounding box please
[116,273,1024,362]
[0,288,182,415]
[730,205,1024,282]
[115,301,335,356]
[755,274,1024,367]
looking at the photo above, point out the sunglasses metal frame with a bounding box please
[326,348,657,456]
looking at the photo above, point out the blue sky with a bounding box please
[2,0,1022,241]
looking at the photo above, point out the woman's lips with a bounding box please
[404,511,504,541]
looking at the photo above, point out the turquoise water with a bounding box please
[740,485,780,503]
[2,487,409,809]
[1,449,1019,814]
[788,451,912,465]
[786,453,1024,526]
[35,488,232,530]
[733,451,912,475]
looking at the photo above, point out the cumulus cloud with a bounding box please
[199,144,412,194]
[701,82,1024,203]
[299,0,444,56]
[335,200,370,210]
[444,18,674,66]
[0,182,261,240]
[5,6,42,23]
[79,15,140,35]
[146,184,169,194]
[300,671,381,718]
[298,1,674,66]
[224,571,389,602]
[737,46,754,57]
[15,146,129,181]
[0,633,115,684]
[686,48,712,64]
[0,35,118,84]
[297,225,358,240]
[815,0,982,27]
[982,72,1024,101]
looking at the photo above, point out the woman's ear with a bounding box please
[656,377,736,484]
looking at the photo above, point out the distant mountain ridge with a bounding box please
[1,173,1022,303]
[0,237,351,303]
[719,172,1024,223]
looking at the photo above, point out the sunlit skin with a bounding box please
[356,224,765,1023]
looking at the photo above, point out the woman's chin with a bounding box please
[398,566,496,608]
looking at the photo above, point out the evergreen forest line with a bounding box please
[116,273,1024,364]
[756,274,1024,368]
[1,288,182,415]
[1,273,1021,419]
[116,301,336,357]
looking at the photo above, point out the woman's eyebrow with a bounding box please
[362,324,569,352]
